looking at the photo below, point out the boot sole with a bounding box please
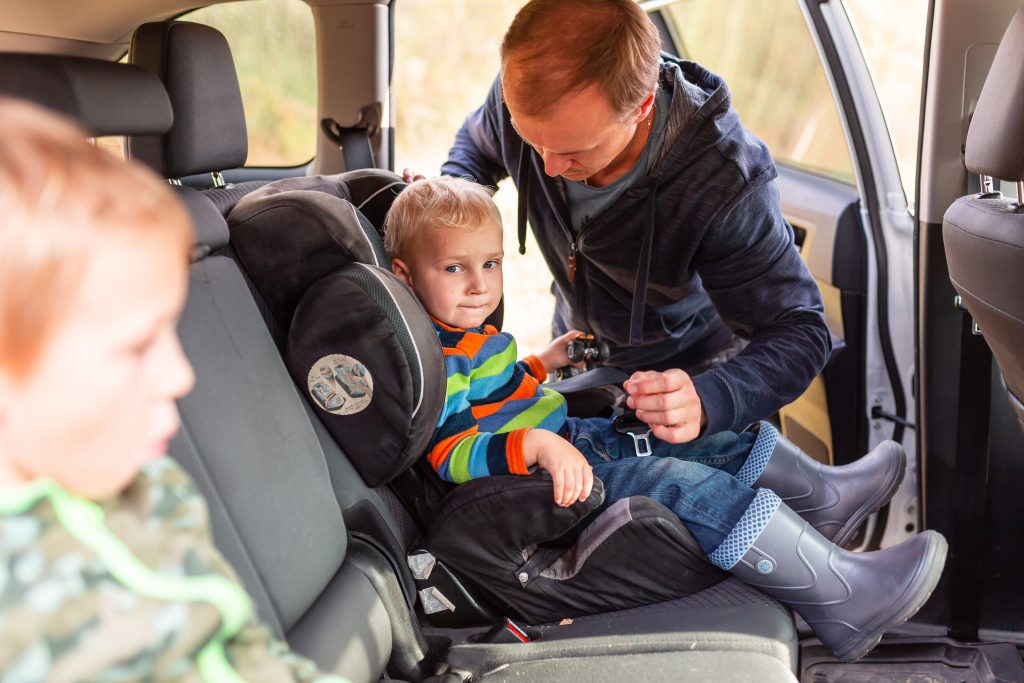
[831,443,906,547]
[833,531,949,662]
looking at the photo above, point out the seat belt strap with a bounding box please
[948,303,993,642]
[321,104,380,171]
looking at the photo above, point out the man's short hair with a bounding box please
[0,98,193,379]
[385,177,503,259]
[500,0,661,118]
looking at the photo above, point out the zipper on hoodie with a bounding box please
[529,155,593,334]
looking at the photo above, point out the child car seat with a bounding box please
[228,173,736,624]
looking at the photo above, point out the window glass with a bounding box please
[186,0,316,167]
[846,0,928,204]
[661,0,856,184]
[394,0,554,354]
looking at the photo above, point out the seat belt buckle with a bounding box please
[626,430,653,457]
[478,618,532,644]
[613,410,653,457]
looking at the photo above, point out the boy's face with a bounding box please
[392,220,503,329]
[0,232,194,500]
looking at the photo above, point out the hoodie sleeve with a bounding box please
[691,178,833,435]
[441,74,511,188]
[427,347,531,483]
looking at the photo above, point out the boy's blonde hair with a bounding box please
[0,98,193,379]
[385,176,502,259]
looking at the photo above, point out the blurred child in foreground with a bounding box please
[0,98,345,682]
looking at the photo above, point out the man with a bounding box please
[433,0,831,443]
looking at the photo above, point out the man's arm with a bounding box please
[626,179,832,440]
[692,179,832,434]
[440,74,511,187]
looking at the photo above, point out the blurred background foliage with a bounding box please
[186,0,927,354]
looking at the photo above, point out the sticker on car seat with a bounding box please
[307,354,373,415]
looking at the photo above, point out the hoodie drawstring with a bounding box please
[629,185,658,345]
[517,145,531,255]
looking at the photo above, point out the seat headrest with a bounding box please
[228,171,404,331]
[286,263,446,487]
[329,169,408,233]
[127,21,248,178]
[966,8,1024,182]
[0,54,172,137]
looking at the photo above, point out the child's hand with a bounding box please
[524,429,594,507]
[537,329,586,373]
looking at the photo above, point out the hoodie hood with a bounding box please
[653,56,748,184]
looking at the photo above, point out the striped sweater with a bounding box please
[429,319,568,483]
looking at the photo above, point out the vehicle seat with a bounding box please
[942,7,1024,431]
[127,21,269,215]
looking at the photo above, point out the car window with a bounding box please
[184,0,316,168]
[394,0,555,354]
[659,0,856,185]
[845,0,928,205]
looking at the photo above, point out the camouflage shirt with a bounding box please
[0,458,348,683]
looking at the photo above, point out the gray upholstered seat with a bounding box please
[942,8,1024,430]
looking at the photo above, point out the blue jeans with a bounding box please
[568,417,758,554]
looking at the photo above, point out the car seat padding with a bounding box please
[286,264,445,487]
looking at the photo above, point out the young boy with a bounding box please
[0,99,344,682]
[386,176,948,663]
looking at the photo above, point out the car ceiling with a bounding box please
[0,0,214,59]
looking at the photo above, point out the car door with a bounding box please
[648,0,917,549]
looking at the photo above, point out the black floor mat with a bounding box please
[800,636,1024,682]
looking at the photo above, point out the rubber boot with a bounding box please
[711,489,947,663]
[734,422,906,546]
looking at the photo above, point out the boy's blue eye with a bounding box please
[445,264,463,273]
[484,260,500,269]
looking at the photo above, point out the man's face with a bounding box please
[503,77,639,182]
[393,221,504,330]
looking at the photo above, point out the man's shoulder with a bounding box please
[657,58,776,188]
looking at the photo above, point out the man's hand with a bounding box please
[402,168,426,183]
[536,329,585,373]
[523,429,594,507]
[623,369,707,444]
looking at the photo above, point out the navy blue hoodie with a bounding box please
[442,57,831,435]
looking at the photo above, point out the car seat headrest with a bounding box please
[239,169,405,238]
[127,21,248,178]
[326,169,408,234]
[227,171,402,331]
[966,8,1024,182]
[0,54,172,137]
[286,263,446,487]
